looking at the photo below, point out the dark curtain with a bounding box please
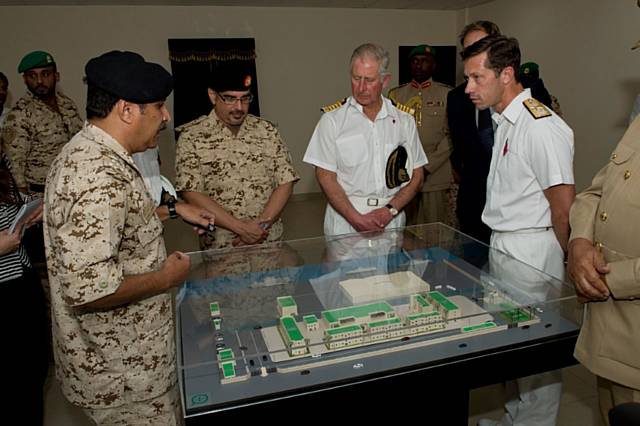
[168,38,260,129]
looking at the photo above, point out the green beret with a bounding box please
[409,45,436,59]
[209,61,253,92]
[85,50,172,104]
[18,51,56,73]
[519,62,540,78]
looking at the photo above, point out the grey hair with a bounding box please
[350,43,390,78]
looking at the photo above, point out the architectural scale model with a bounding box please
[208,270,539,385]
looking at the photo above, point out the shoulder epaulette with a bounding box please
[258,116,278,129]
[433,81,453,90]
[390,99,416,116]
[523,98,551,120]
[387,84,407,102]
[175,115,208,133]
[321,98,347,113]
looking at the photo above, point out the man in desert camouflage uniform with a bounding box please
[2,51,83,278]
[176,62,299,250]
[388,45,453,226]
[1,50,82,194]
[44,51,191,425]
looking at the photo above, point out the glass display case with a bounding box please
[176,224,580,421]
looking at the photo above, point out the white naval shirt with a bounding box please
[303,96,428,200]
[482,88,574,232]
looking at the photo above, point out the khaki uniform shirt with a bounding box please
[570,115,640,391]
[175,112,299,250]
[1,91,82,190]
[44,123,174,408]
[388,79,452,192]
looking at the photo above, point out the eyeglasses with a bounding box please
[216,93,254,105]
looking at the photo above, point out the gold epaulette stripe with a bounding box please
[321,98,347,113]
[523,98,551,119]
[393,101,416,116]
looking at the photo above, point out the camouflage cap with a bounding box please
[409,45,436,58]
[18,50,56,73]
[519,62,540,79]
[209,61,253,92]
[85,50,172,103]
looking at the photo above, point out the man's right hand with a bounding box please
[567,238,610,301]
[161,251,191,289]
[175,203,215,235]
[233,219,268,246]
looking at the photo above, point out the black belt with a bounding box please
[28,183,45,193]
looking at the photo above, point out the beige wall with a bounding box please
[464,0,640,190]
[0,5,458,194]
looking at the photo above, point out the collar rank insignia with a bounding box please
[523,98,551,119]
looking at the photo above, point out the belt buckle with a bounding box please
[366,198,379,207]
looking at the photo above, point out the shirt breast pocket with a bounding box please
[135,196,162,249]
[422,104,445,119]
[607,144,640,209]
[336,134,367,167]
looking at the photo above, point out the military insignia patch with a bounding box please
[385,146,411,189]
[523,98,551,119]
[321,98,347,113]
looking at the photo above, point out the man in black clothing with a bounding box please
[448,20,501,244]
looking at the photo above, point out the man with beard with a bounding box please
[1,51,82,194]
[44,50,192,425]
[176,62,299,249]
[388,45,453,226]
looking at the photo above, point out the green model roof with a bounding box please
[325,324,363,337]
[368,317,402,329]
[209,302,220,314]
[414,294,430,308]
[280,316,304,341]
[428,291,459,312]
[462,321,497,333]
[303,315,318,324]
[322,301,394,324]
[222,362,236,378]
[277,296,296,308]
[217,349,234,362]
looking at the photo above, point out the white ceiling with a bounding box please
[0,0,493,10]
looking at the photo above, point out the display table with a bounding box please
[176,224,580,423]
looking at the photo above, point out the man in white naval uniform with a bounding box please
[463,36,575,426]
[304,43,427,237]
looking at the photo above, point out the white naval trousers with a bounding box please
[489,228,565,426]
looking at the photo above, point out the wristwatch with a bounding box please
[166,196,178,219]
[385,203,399,217]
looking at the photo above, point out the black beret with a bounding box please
[85,50,172,103]
[209,61,252,92]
